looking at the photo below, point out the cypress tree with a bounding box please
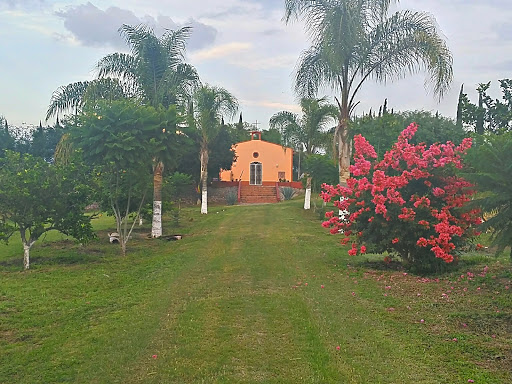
[456,84,464,129]
[236,112,244,131]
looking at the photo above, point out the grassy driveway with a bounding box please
[1,201,510,383]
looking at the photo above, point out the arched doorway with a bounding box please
[250,162,262,185]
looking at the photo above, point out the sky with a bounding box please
[1,0,511,129]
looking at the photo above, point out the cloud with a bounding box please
[242,99,302,113]
[54,2,216,51]
[181,19,217,51]
[191,42,295,70]
[0,0,48,11]
[191,42,251,61]
[262,29,284,36]
[237,55,296,71]
[497,22,512,42]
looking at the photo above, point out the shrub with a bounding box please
[466,132,512,260]
[321,123,481,272]
[280,187,296,201]
[225,189,238,205]
[303,154,338,193]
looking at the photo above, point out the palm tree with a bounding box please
[192,85,238,214]
[96,24,199,108]
[48,24,200,238]
[97,24,200,237]
[467,133,512,261]
[284,0,453,184]
[269,97,337,156]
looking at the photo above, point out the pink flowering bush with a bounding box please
[321,123,481,272]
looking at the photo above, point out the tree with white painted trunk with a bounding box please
[191,85,238,214]
[71,100,180,255]
[47,24,199,238]
[304,176,312,210]
[0,151,95,270]
[284,0,453,184]
[97,24,200,236]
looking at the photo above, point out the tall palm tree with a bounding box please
[48,24,200,238]
[96,24,199,108]
[192,85,238,214]
[97,24,200,237]
[269,97,337,155]
[284,0,453,183]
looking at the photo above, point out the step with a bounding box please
[239,185,279,203]
[240,197,278,203]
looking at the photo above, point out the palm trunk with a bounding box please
[200,145,209,214]
[304,176,312,210]
[336,86,351,185]
[335,88,351,221]
[152,160,164,238]
[337,120,351,184]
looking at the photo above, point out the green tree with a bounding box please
[0,116,15,156]
[467,132,512,260]
[303,154,339,194]
[192,84,238,214]
[0,151,95,269]
[71,100,181,255]
[460,79,512,134]
[97,24,199,237]
[28,121,64,163]
[261,128,282,145]
[284,0,453,184]
[47,24,199,238]
[269,97,337,155]
[352,110,466,158]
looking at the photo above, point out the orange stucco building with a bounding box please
[219,131,294,184]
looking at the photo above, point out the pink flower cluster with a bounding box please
[321,123,480,263]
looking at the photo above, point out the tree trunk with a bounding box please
[335,86,351,186]
[304,176,312,210]
[337,119,351,185]
[121,239,127,257]
[152,160,164,238]
[200,145,209,214]
[336,91,351,220]
[23,243,31,270]
[20,228,34,270]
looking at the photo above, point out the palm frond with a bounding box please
[118,24,155,55]
[46,81,90,121]
[193,85,238,141]
[161,26,193,61]
[354,10,453,100]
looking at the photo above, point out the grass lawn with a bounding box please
[0,200,511,383]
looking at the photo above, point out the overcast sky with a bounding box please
[1,0,511,128]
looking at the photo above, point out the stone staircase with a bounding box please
[239,185,278,204]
